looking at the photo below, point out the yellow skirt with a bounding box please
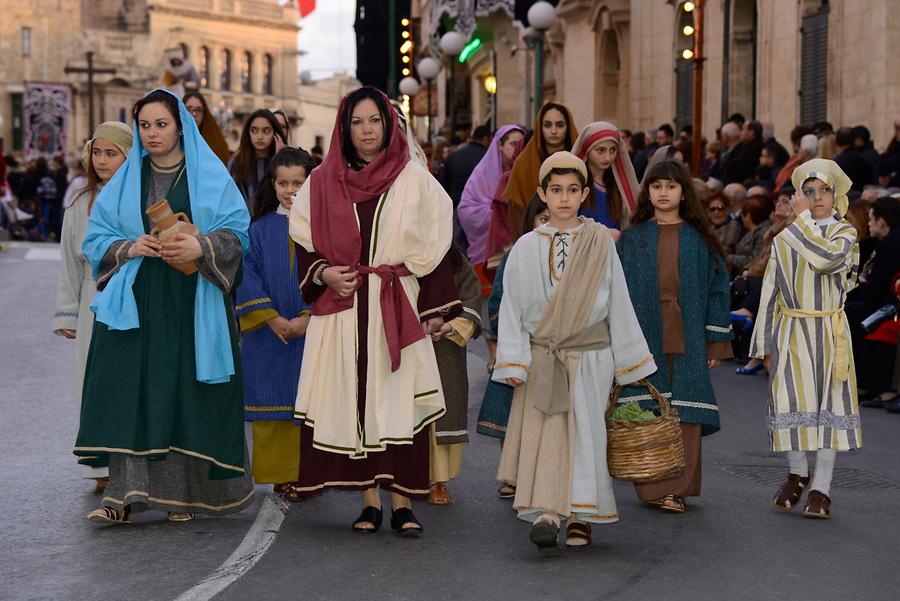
[251,421,301,484]
[429,424,463,483]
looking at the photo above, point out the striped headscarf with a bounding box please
[571,121,640,214]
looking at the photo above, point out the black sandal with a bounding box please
[352,506,382,533]
[390,507,423,538]
[529,518,560,556]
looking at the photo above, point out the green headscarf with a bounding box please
[80,121,133,171]
[791,158,852,217]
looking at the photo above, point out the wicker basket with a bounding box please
[605,379,685,483]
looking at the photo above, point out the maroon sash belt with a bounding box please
[358,263,424,372]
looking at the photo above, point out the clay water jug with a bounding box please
[145,198,200,275]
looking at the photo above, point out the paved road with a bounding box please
[1,241,898,601]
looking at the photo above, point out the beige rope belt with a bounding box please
[778,303,850,382]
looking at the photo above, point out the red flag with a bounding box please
[298,0,316,17]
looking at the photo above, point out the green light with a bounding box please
[459,38,482,63]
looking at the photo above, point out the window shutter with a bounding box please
[800,8,828,125]
[675,58,694,130]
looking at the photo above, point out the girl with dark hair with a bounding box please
[53,122,132,492]
[502,101,577,242]
[617,160,734,514]
[183,91,231,165]
[229,108,284,205]
[269,107,291,145]
[571,121,641,239]
[288,86,460,536]
[77,89,252,524]
[728,195,773,275]
[236,147,316,499]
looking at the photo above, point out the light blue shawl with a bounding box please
[84,89,249,384]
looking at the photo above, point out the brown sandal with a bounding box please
[803,490,831,519]
[773,473,811,510]
[659,494,686,513]
[87,506,130,524]
[94,477,109,494]
[274,482,305,503]
[428,482,452,505]
[497,483,516,499]
[565,521,592,548]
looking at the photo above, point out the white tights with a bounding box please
[786,449,837,496]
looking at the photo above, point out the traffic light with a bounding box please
[400,17,413,77]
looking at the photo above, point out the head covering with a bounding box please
[799,133,818,155]
[458,124,525,263]
[538,151,587,184]
[502,101,577,210]
[642,145,685,183]
[185,93,230,165]
[306,86,410,317]
[791,158,852,217]
[571,121,640,214]
[390,99,428,167]
[83,89,250,384]
[485,135,527,263]
[80,121,133,171]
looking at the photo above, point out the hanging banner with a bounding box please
[23,82,72,161]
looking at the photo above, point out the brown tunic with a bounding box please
[294,196,460,499]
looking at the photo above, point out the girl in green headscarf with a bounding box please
[750,158,860,520]
[52,121,133,491]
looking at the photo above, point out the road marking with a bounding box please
[24,248,61,261]
[173,494,289,601]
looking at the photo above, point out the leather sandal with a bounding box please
[659,495,686,513]
[428,482,452,505]
[390,507,423,538]
[94,477,109,494]
[352,506,383,533]
[274,482,305,503]
[529,517,560,556]
[565,521,592,549]
[773,473,811,511]
[803,490,831,519]
[168,512,195,522]
[497,483,516,499]
[87,506,130,524]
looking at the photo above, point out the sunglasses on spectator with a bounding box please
[708,206,726,212]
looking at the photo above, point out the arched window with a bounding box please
[221,48,232,91]
[242,51,253,93]
[200,46,210,88]
[263,54,274,95]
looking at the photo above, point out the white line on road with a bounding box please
[173,494,289,601]
[24,248,61,261]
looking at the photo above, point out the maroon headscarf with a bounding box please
[309,86,410,317]
[309,86,421,371]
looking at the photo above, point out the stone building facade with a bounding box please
[0,0,301,158]
[412,0,900,151]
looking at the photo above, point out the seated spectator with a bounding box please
[723,182,748,223]
[711,122,741,182]
[852,196,900,408]
[724,120,765,185]
[762,121,790,167]
[700,139,722,181]
[728,195,773,276]
[706,192,743,255]
[852,125,880,182]
[834,127,874,191]
[775,132,817,193]
[756,147,781,191]
[846,199,877,267]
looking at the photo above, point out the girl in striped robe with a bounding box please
[750,159,860,520]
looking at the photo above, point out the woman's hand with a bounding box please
[506,377,524,388]
[431,322,453,341]
[266,315,291,345]
[791,190,811,217]
[422,317,443,337]
[322,265,359,297]
[287,314,311,339]
[160,233,203,264]
[60,329,77,340]
[128,234,163,258]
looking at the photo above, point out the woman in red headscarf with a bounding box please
[289,87,460,536]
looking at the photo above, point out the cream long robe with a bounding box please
[289,161,453,457]
[52,191,108,479]
[493,222,656,523]
[749,210,861,452]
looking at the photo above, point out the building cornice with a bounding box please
[149,6,299,31]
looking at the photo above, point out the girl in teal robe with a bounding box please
[617,160,733,513]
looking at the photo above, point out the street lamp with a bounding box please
[417,57,441,142]
[439,31,467,132]
[527,1,556,121]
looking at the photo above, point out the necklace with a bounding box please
[150,156,185,173]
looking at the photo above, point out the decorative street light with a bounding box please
[439,31,467,131]
[398,76,421,97]
[417,57,441,142]
[527,1,556,121]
